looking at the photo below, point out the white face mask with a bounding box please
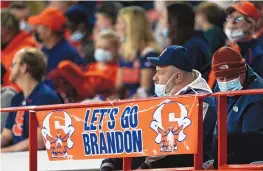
[20,21,31,33]
[154,74,175,97]
[161,28,168,37]
[94,48,113,62]
[70,31,85,42]
[217,77,243,92]
[224,28,246,42]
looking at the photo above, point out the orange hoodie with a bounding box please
[1,31,36,91]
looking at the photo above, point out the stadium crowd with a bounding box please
[0,0,263,170]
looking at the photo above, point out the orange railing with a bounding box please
[1,89,263,171]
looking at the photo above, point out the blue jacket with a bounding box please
[238,39,263,78]
[5,82,62,145]
[213,66,263,167]
[42,38,83,73]
[184,31,212,81]
[101,70,217,170]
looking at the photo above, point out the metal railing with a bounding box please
[1,89,263,171]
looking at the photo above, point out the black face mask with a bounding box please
[34,31,43,43]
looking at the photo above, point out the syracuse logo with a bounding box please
[41,110,75,158]
[150,101,191,152]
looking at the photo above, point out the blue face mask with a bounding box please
[20,21,31,33]
[70,31,84,42]
[217,78,243,92]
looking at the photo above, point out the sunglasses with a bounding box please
[226,15,251,24]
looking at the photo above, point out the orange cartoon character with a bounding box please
[41,110,75,158]
[150,101,191,152]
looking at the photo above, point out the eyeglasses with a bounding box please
[226,15,251,24]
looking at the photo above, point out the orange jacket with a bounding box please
[48,61,118,101]
[1,31,36,91]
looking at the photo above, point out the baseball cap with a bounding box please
[212,47,247,78]
[65,4,89,25]
[28,8,67,32]
[226,1,260,22]
[147,45,194,72]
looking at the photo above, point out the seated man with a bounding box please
[0,48,62,152]
[204,47,263,169]
[101,45,217,170]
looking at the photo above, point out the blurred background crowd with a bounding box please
[1,0,263,156]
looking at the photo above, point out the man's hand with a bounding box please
[203,160,215,170]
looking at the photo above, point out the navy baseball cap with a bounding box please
[147,45,194,72]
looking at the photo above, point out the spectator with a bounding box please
[252,1,263,49]
[1,10,36,91]
[65,4,95,64]
[195,2,226,53]
[208,1,263,89]
[224,1,263,77]
[167,2,212,81]
[204,47,263,169]
[115,6,160,99]
[94,2,122,41]
[9,2,30,32]
[0,48,62,152]
[49,30,119,103]
[28,7,83,73]
[101,46,216,170]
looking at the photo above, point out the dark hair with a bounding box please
[20,48,47,82]
[195,2,226,29]
[97,2,123,24]
[167,2,195,45]
[1,10,20,35]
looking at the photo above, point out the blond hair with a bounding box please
[118,6,160,61]
[98,29,119,49]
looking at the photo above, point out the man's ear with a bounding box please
[174,72,183,84]
[20,63,28,74]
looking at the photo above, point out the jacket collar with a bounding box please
[175,70,212,95]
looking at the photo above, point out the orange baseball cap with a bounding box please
[226,1,260,22]
[28,8,67,32]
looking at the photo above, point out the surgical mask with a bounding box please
[154,74,175,97]
[20,21,31,33]
[224,28,246,42]
[161,28,168,37]
[70,31,84,42]
[217,78,243,92]
[94,48,113,62]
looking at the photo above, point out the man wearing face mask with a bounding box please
[65,4,95,65]
[204,47,263,169]
[136,45,217,169]
[224,1,263,78]
[28,8,83,73]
